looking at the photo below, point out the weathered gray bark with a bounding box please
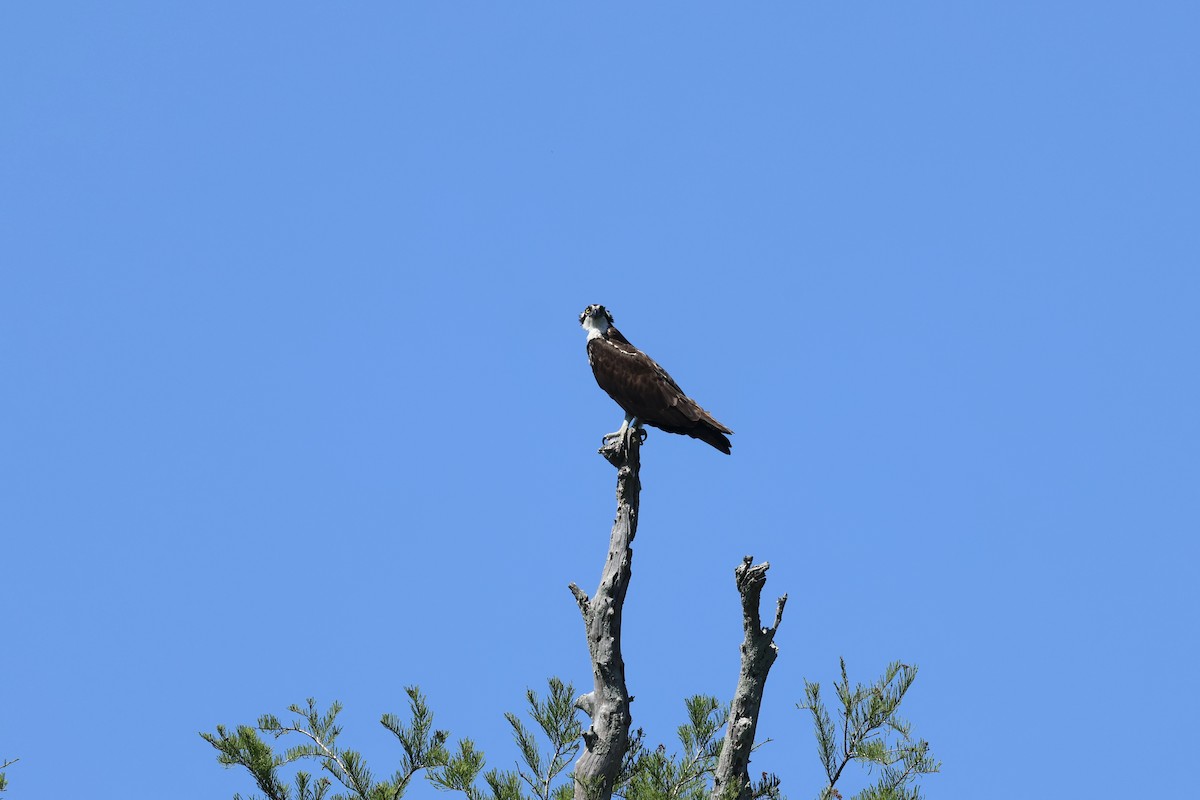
[568,430,643,800]
[710,557,788,800]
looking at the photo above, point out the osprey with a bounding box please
[579,304,733,454]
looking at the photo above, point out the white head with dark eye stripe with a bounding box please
[579,304,613,341]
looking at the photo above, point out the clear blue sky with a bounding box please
[3,3,1198,798]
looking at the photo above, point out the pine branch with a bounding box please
[204,691,451,800]
[259,700,368,795]
[428,680,582,800]
[428,739,487,800]
[619,697,734,800]
[381,686,452,799]
[201,724,292,800]
[0,758,18,793]
[798,661,939,800]
[524,679,584,800]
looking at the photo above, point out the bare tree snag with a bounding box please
[567,429,643,800]
[711,557,788,800]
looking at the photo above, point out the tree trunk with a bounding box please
[568,431,642,800]
[710,557,787,800]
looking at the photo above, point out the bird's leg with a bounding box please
[603,414,633,444]
[629,417,648,444]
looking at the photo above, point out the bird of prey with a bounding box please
[579,304,733,454]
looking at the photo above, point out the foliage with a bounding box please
[621,695,725,800]
[618,695,779,800]
[798,660,939,800]
[206,664,940,800]
[202,679,586,800]
[430,677,582,800]
[204,683,788,800]
[0,757,16,792]
[200,686,449,800]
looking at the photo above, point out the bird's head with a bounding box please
[579,304,613,340]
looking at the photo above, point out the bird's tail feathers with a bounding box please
[692,422,733,454]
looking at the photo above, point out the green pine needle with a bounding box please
[799,660,939,800]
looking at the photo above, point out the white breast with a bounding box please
[581,314,609,341]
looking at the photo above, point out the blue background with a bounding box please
[3,3,1197,797]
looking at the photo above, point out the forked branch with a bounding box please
[711,557,787,800]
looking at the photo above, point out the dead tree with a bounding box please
[568,429,642,800]
[711,558,787,800]
[569,430,785,800]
